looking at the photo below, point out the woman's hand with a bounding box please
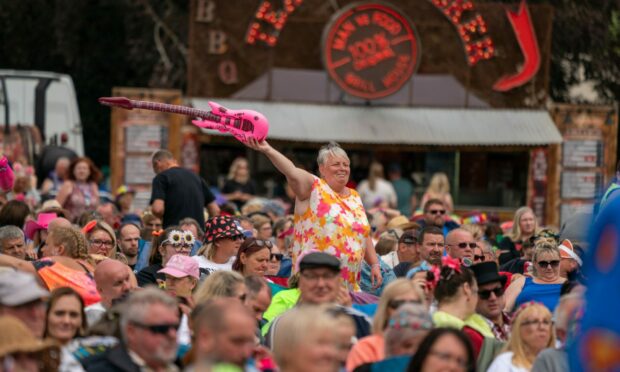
[370,264,383,289]
[245,138,272,153]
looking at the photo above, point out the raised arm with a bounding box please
[245,139,314,201]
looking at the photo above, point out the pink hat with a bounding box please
[24,213,58,240]
[158,255,199,279]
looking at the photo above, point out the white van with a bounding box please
[0,70,84,156]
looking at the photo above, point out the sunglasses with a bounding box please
[270,253,283,261]
[429,209,446,215]
[132,321,179,335]
[450,242,477,249]
[474,255,486,262]
[248,239,273,249]
[537,260,560,268]
[478,286,504,300]
[388,299,422,309]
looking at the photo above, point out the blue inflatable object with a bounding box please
[569,197,620,372]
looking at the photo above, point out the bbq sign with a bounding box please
[322,3,420,100]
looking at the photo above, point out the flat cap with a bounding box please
[299,252,341,272]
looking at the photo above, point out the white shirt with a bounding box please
[357,179,397,209]
[487,352,529,372]
[192,255,235,275]
[381,251,400,268]
[84,302,107,327]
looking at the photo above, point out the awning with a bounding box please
[190,99,563,146]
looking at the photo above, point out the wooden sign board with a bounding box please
[550,104,618,226]
[109,87,183,210]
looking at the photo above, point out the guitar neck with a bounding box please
[132,100,212,118]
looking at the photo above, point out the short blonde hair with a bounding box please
[272,305,339,370]
[317,142,349,166]
[531,241,560,277]
[373,279,424,334]
[194,271,245,305]
[505,303,556,369]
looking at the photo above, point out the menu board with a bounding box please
[563,140,602,168]
[561,171,602,199]
[551,104,618,225]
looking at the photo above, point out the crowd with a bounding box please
[0,141,591,371]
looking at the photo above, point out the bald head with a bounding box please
[48,217,72,231]
[446,228,475,260]
[94,259,134,308]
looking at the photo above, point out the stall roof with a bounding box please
[190,99,563,146]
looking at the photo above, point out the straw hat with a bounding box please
[0,316,58,357]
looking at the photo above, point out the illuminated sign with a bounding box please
[321,3,420,99]
[428,0,495,66]
[246,0,304,46]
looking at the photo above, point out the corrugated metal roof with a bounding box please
[190,99,563,146]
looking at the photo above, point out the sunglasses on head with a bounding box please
[429,209,446,215]
[537,260,560,268]
[478,286,504,300]
[132,321,179,335]
[249,239,273,249]
[270,253,283,261]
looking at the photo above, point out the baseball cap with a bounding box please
[158,254,200,279]
[0,272,49,306]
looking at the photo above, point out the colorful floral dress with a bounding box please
[293,177,370,291]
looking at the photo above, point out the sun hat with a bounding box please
[204,216,244,243]
[38,200,70,219]
[0,272,49,306]
[0,316,58,357]
[24,212,58,240]
[158,254,200,279]
[387,216,411,230]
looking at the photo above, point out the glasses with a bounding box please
[429,209,446,215]
[478,286,504,300]
[537,260,560,269]
[474,255,485,262]
[301,271,339,282]
[248,239,273,249]
[90,239,114,247]
[429,350,470,369]
[521,319,553,328]
[131,321,179,335]
[388,299,423,309]
[449,242,477,249]
[270,253,283,261]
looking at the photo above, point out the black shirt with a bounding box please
[222,179,257,209]
[393,261,413,277]
[150,167,215,228]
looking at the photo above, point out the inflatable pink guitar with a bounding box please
[98,97,269,143]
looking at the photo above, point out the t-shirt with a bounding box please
[487,352,529,372]
[150,167,215,228]
[192,255,234,279]
[357,178,397,209]
[393,261,413,277]
[222,179,257,210]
